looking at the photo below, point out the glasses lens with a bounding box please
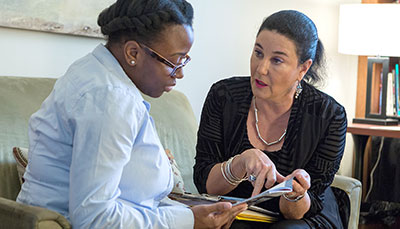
[179,56,187,64]
[182,56,190,65]
[169,66,180,76]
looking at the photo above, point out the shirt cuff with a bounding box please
[164,205,194,229]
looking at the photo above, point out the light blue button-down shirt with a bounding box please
[17,44,194,228]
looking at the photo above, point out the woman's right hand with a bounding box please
[191,202,247,229]
[236,148,284,197]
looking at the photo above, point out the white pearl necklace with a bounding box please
[253,97,287,146]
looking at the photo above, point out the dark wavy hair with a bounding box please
[98,0,193,45]
[258,10,326,85]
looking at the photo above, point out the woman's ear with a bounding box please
[124,41,140,66]
[298,59,313,81]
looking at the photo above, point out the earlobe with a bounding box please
[124,41,140,66]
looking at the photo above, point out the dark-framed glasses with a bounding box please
[139,43,191,77]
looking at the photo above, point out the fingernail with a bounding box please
[224,202,232,209]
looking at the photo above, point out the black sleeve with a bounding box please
[193,82,226,194]
[305,104,347,216]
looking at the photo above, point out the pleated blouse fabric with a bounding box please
[194,77,347,228]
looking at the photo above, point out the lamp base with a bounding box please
[353,118,398,126]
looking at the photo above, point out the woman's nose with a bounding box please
[257,59,269,75]
[172,68,184,79]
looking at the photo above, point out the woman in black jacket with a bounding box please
[194,10,347,229]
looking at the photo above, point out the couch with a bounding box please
[0,76,362,228]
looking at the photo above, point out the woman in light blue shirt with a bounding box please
[16,0,246,228]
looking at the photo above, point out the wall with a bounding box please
[0,27,103,77]
[0,0,360,176]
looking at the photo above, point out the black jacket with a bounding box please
[194,77,347,228]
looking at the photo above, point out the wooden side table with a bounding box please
[347,123,400,182]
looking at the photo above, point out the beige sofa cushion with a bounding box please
[143,92,198,193]
[0,197,71,229]
[0,76,57,200]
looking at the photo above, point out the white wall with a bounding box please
[0,0,360,176]
[0,27,103,77]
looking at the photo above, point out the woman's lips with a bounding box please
[165,84,175,92]
[255,79,267,88]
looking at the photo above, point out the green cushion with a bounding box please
[0,76,56,200]
[143,91,198,193]
[0,197,71,228]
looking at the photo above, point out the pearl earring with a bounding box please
[130,60,135,65]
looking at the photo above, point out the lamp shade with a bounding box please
[338,4,400,57]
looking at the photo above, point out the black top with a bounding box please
[194,77,347,228]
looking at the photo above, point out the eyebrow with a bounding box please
[255,43,263,49]
[273,51,288,57]
[255,43,289,57]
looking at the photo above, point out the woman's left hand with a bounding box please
[279,169,311,201]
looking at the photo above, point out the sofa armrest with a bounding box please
[0,197,71,229]
[331,174,362,229]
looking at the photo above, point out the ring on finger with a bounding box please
[248,174,257,182]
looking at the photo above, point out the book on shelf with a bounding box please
[379,70,383,114]
[385,65,400,118]
[387,72,394,116]
[167,178,293,223]
[395,64,400,116]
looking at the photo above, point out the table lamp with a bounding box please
[338,3,400,125]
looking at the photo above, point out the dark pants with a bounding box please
[231,187,345,229]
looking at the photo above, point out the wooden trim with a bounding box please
[370,62,383,114]
[347,123,400,138]
[355,56,368,118]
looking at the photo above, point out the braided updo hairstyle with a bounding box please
[98,0,193,45]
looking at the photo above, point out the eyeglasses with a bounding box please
[139,43,191,77]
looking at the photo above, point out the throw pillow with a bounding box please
[165,149,186,194]
[12,147,28,185]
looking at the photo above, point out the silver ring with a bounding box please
[248,174,257,182]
